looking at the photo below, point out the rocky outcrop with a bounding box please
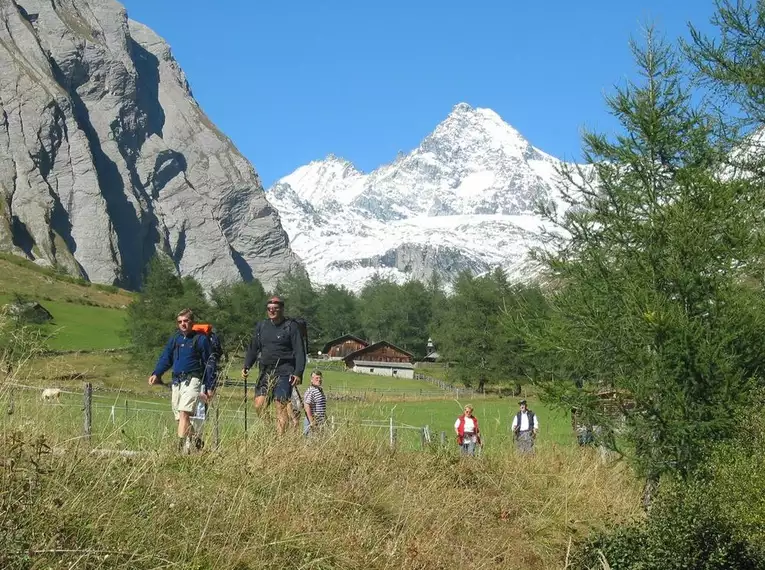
[0,0,300,290]
[327,244,491,283]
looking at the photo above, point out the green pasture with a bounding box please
[1,381,574,453]
[0,295,127,351]
[0,253,133,308]
[40,300,128,350]
[312,366,448,393]
[330,397,573,447]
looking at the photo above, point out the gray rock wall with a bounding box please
[0,0,300,290]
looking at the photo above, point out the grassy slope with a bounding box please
[0,253,133,350]
[0,253,134,308]
[0,398,642,570]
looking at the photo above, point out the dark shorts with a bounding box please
[255,372,292,402]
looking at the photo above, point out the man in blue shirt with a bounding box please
[148,308,216,451]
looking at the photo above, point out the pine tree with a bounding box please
[124,255,209,363]
[524,29,765,488]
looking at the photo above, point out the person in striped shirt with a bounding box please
[303,370,326,436]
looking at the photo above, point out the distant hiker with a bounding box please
[303,370,327,436]
[148,309,216,452]
[512,399,539,453]
[242,296,306,435]
[455,405,481,456]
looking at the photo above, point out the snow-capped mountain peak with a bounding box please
[423,102,539,164]
[267,103,580,292]
[279,154,364,206]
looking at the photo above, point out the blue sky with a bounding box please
[120,0,718,187]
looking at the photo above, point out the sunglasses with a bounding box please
[266,305,282,311]
[177,319,190,324]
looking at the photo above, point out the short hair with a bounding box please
[177,308,194,320]
[464,405,473,412]
[311,370,323,377]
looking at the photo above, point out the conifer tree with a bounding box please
[523,29,765,490]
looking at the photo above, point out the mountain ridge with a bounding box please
[267,102,579,291]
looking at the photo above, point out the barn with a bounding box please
[322,335,369,359]
[343,341,415,379]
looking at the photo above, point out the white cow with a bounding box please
[41,388,62,402]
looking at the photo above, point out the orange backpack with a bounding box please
[192,323,213,335]
[190,323,223,361]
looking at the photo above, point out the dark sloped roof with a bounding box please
[343,341,414,363]
[321,334,368,354]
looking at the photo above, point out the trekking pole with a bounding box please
[244,375,248,435]
[83,382,92,443]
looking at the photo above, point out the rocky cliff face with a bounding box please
[0,0,300,290]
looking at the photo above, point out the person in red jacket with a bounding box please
[454,405,482,456]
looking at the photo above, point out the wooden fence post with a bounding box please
[124,398,128,421]
[7,389,13,415]
[440,431,446,446]
[83,382,92,442]
[420,427,426,449]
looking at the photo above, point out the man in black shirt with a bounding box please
[242,296,306,434]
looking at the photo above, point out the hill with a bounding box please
[0,252,133,350]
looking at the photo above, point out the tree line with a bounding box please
[124,256,548,391]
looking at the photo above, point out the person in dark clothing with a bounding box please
[149,308,216,451]
[242,296,306,435]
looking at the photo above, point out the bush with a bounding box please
[573,439,765,569]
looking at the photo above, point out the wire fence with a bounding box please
[2,382,442,452]
[218,377,480,400]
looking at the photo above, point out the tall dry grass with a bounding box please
[0,422,641,570]
[0,319,641,569]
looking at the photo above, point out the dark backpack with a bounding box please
[256,317,308,354]
[290,317,308,354]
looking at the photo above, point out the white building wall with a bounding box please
[352,364,414,379]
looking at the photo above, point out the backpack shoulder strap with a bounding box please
[172,331,183,361]
[191,331,204,365]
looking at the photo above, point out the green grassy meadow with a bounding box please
[0,295,128,350]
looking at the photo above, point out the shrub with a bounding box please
[573,439,765,569]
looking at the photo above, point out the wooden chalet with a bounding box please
[343,341,415,379]
[322,335,369,359]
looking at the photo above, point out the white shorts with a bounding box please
[171,377,201,420]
